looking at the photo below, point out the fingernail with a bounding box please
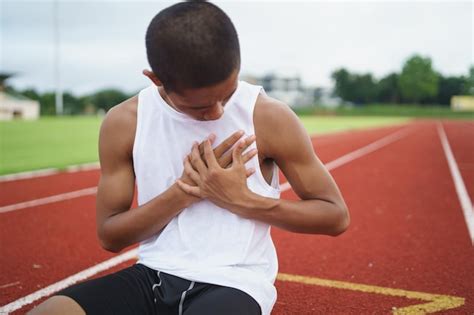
[238,130,244,136]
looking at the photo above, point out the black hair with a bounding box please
[145,1,240,92]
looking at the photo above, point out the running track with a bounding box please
[1,119,473,314]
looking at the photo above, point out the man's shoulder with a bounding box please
[254,92,295,126]
[99,95,139,158]
[253,92,307,160]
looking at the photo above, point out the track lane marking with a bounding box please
[437,122,474,245]
[277,273,465,314]
[0,249,138,314]
[0,162,100,182]
[0,187,97,214]
[279,126,412,192]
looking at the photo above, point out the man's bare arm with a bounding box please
[95,100,196,253]
[242,96,350,235]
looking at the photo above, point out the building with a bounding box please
[0,74,40,121]
[451,95,474,111]
[241,74,316,108]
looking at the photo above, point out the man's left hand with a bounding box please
[176,135,258,215]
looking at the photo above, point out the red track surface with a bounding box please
[1,120,473,314]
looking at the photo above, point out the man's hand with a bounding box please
[178,131,258,205]
[176,135,258,215]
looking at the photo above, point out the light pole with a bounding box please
[54,0,63,115]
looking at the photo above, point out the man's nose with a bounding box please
[203,103,224,120]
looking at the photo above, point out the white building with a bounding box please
[0,91,40,120]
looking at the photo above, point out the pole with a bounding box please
[54,0,63,115]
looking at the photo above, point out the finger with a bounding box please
[220,144,258,169]
[218,151,233,168]
[232,139,245,165]
[176,179,201,198]
[228,134,256,167]
[246,167,256,178]
[183,155,201,184]
[213,130,245,158]
[242,148,258,164]
[203,139,220,169]
[198,133,216,157]
[190,142,208,174]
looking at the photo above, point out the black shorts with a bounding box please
[55,263,261,315]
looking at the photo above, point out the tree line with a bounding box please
[4,53,474,115]
[332,54,474,106]
[3,86,134,116]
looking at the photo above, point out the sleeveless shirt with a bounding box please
[133,80,281,315]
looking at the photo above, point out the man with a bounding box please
[29,1,349,315]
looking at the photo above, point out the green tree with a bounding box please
[437,75,466,105]
[38,92,56,115]
[398,55,439,104]
[331,68,351,100]
[464,65,474,95]
[376,73,400,103]
[85,89,130,112]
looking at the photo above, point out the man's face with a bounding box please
[164,69,239,121]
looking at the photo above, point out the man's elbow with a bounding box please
[329,206,350,236]
[97,228,123,253]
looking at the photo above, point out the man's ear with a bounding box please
[142,69,163,87]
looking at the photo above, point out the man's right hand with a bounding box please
[179,130,258,203]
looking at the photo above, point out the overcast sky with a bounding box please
[1,0,473,95]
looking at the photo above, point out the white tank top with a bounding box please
[133,80,281,315]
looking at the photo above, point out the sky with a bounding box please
[1,0,473,95]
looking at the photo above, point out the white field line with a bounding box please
[0,187,97,214]
[0,126,412,313]
[0,249,138,314]
[279,127,412,192]
[0,162,100,183]
[437,123,474,245]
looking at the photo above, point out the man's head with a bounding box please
[145,1,240,92]
[144,1,240,120]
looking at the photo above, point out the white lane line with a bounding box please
[0,162,100,183]
[0,249,138,314]
[0,187,97,214]
[279,127,412,192]
[0,282,20,290]
[437,122,474,245]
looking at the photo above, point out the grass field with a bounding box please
[295,104,474,119]
[0,115,412,175]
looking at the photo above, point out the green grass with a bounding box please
[295,104,474,119]
[0,115,416,176]
[299,116,411,134]
[0,116,103,175]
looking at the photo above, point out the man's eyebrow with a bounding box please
[191,86,238,109]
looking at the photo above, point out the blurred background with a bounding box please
[0,0,473,173]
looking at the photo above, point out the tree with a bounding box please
[85,89,130,112]
[398,55,439,104]
[376,73,400,103]
[464,65,474,95]
[331,68,351,100]
[437,75,466,105]
[331,69,377,104]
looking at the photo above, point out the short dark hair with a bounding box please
[145,1,240,93]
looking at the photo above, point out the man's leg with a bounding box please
[27,296,85,315]
[184,284,262,315]
[28,263,158,315]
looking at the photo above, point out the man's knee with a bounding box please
[27,295,85,315]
